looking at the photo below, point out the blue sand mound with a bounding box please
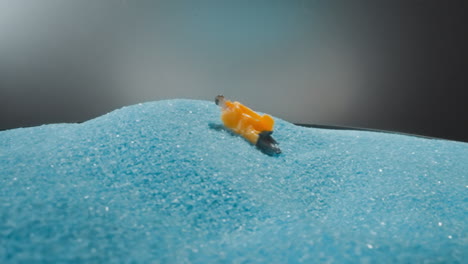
[1,99,467,263]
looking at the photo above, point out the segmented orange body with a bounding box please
[220,100,274,144]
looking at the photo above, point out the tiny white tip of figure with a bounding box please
[215,95,227,109]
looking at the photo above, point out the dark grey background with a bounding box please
[1,1,467,142]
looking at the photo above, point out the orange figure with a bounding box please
[215,95,281,155]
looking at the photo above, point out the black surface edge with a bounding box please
[294,123,441,141]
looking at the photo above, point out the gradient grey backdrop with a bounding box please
[1,1,467,141]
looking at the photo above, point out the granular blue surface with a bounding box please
[1,99,467,263]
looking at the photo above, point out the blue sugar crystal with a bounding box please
[1,99,467,263]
